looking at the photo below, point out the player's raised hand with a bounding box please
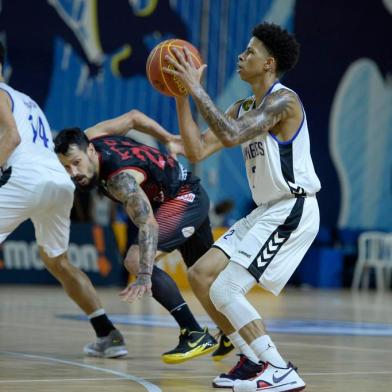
[164,47,207,92]
[119,274,152,303]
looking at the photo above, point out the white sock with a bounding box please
[228,331,259,364]
[250,335,287,367]
[87,308,106,319]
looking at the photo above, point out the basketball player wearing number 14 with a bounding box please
[165,23,321,391]
[0,42,127,358]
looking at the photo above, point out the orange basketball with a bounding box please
[146,39,203,97]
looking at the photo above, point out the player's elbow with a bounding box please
[221,136,236,148]
[186,150,203,164]
[127,109,142,128]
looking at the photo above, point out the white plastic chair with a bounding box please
[351,232,392,291]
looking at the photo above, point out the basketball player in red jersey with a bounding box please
[54,115,218,364]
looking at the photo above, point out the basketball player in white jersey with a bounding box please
[0,42,127,358]
[164,23,320,391]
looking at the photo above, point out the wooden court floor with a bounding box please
[1,285,392,392]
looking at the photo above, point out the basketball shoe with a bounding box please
[211,330,235,361]
[233,362,306,392]
[212,354,263,388]
[161,327,218,364]
[83,329,128,358]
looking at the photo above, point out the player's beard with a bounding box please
[74,171,99,192]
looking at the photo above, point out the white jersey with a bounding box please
[0,83,74,258]
[239,81,321,205]
[0,82,62,173]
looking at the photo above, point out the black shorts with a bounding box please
[126,179,213,268]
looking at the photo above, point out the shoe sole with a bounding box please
[256,386,306,392]
[161,343,218,364]
[235,383,306,392]
[212,381,234,388]
[211,351,234,362]
[211,346,234,362]
[84,347,128,359]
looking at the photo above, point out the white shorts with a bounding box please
[0,165,75,258]
[213,196,319,295]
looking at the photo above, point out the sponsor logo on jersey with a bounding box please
[178,163,188,181]
[176,192,195,203]
[182,226,195,238]
[238,250,252,258]
[287,181,306,197]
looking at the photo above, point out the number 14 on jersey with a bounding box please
[29,114,49,148]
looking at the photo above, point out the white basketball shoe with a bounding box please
[233,362,306,392]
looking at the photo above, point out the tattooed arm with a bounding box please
[164,47,301,147]
[107,169,159,302]
[175,96,227,163]
[190,87,299,147]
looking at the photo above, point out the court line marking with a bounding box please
[302,370,392,376]
[1,352,161,392]
[2,320,392,355]
[2,371,392,384]
[0,321,174,337]
[278,339,392,354]
[0,377,125,383]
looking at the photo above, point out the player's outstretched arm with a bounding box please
[0,90,20,167]
[107,169,159,303]
[84,109,176,144]
[84,110,184,158]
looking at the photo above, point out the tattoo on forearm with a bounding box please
[137,222,158,275]
[191,86,297,145]
[107,172,158,275]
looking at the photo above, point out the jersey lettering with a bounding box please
[243,141,264,161]
[103,139,175,170]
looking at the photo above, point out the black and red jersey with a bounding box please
[91,135,188,205]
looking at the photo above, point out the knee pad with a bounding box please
[210,262,261,330]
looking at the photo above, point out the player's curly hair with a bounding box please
[54,127,90,155]
[252,22,300,76]
[0,41,5,67]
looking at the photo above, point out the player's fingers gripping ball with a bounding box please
[146,39,202,97]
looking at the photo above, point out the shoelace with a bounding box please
[178,329,190,343]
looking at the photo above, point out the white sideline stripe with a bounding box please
[0,321,174,337]
[278,339,392,354]
[1,371,392,384]
[0,377,124,383]
[1,352,161,392]
[302,370,392,376]
[2,321,392,354]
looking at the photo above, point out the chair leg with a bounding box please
[375,265,385,291]
[363,267,370,289]
[387,269,392,289]
[352,262,364,290]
